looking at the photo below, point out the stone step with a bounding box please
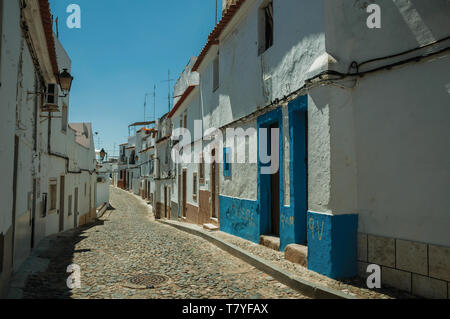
[203,223,219,231]
[285,244,308,267]
[260,235,280,251]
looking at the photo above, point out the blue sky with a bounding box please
[49,0,221,156]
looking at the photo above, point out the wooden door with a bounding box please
[270,169,280,236]
[11,136,19,267]
[168,188,171,219]
[59,176,65,232]
[74,188,79,228]
[178,174,181,217]
[269,123,280,236]
[211,161,217,218]
[182,170,187,217]
[164,186,167,218]
[210,149,218,219]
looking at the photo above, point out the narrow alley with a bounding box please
[16,187,307,299]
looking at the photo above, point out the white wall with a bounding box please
[0,0,41,268]
[220,121,258,200]
[200,0,325,132]
[0,0,20,238]
[317,0,450,246]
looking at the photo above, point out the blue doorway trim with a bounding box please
[279,95,308,250]
[257,108,283,241]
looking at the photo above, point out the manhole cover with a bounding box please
[123,274,169,289]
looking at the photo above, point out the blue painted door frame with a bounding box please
[257,108,283,240]
[257,96,308,251]
[284,96,308,249]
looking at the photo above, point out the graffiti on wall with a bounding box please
[308,217,325,241]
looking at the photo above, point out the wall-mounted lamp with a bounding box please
[58,68,74,97]
[100,148,107,161]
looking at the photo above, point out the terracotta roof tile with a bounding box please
[192,0,247,71]
[38,0,59,77]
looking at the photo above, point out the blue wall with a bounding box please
[307,211,358,279]
[280,96,308,251]
[218,96,309,252]
[219,195,260,243]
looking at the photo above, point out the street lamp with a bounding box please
[100,148,107,162]
[58,68,74,97]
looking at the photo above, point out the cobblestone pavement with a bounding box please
[21,187,308,299]
[212,231,415,299]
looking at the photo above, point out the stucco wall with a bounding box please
[200,0,325,132]
[320,0,450,247]
[220,121,258,200]
[0,0,20,238]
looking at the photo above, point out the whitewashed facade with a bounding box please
[165,0,450,298]
[0,0,97,296]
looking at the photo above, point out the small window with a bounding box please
[46,83,58,105]
[259,2,274,55]
[199,152,205,183]
[184,114,187,129]
[223,147,232,177]
[213,54,219,91]
[193,172,198,201]
[49,183,57,211]
[61,104,68,132]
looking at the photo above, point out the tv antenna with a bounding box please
[143,93,148,125]
[153,85,156,122]
[161,70,175,113]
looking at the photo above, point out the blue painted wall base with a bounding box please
[219,195,260,243]
[307,211,358,279]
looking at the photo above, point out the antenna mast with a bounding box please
[161,70,175,113]
[153,85,156,122]
[167,70,171,112]
[144,93,148,126]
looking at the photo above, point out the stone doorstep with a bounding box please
[285,244,308,267]
[260,235,280,251]
[203,223,219,231]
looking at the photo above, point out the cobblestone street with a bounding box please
[20,188,308,299]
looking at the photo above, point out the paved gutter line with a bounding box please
[158,219,358,300]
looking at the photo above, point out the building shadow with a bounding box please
[21,219,106,299]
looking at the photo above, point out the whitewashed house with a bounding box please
[169,57,220,226]
[153,114,173,219]
[137,127,156,204]
[0,0,97,297]
[168,0,450,298]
